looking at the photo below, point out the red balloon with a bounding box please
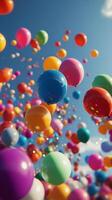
[71,133,80,144]
[0,0,14,15]
[0,68,12,83]
[0,121,14,134]
[30,39,40,49]
[83,87,112,117]
[27,144,41,163]
[74,33,87,47]
[17,82,28,94]
[3,108,15,121]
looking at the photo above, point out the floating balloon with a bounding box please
[72,90,81,99]
[0,0,14,15]
[1,127,19,146]
[101,142,112,153]
[56,48,67,58]
[95,171,107,183]
[0,33,6,52]
[25,105,51,132]
[90,49,99,58]
[17,82,28,94]
[83,87,112,117]
[0,148,34,200]
[17,135,28,147]
[98,124,108,135]
[3,108,15,121]
[36,30,48,45]
[60,58,84,86]
[41,102,57,114]
[41,151,71,185]
[0,68,12,83]
[87,184,99,196]
[16,28,31,49]
[27,144,42,163]
[74,33,87,47]
[92,74,112,96]
[43,56,61,71]
[88,154,103,170]
[68,188,90,200]
[78,122,87,129]
[21,178,45,200]
[37,70,67,104]
[51,118,63,133]
[77,128,90,143]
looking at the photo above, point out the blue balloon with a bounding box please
[72,90,81,99]
[63,96,70,103]
[95,171,107,183]
[101,141,112,152]
[37,70,67,104]
[1,127,19,147]
[88,184,99,196]
[17,135,28,147]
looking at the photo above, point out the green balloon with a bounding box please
[36,30,48,45]
[92,74,112,96]
[77,128,90,143]
[41,151,71,185]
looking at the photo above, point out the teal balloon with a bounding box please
[77,128,90,143]
[36,30,48,45]
[92,74,112,96]
[41,151,71,185]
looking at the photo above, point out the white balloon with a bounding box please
[78,122,87,129]
[21,178,45,200]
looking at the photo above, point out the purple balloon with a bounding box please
[68,188,90,200]
[0,147,34,200]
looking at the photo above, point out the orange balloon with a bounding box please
[44,126,54,138]
[104,120,112,130]
[0,0,14,15]
[47,183,71,200]
[36,136,45,145]
[41,102,57,114]
[98,124,108,135]
[25,105,51,132]
[0,68,12,83]
[104,156,112,168]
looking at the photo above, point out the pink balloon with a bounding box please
[100,184,112,196]
[51,118,63,132]
[68,188,90,200]
[60,58,84,86]
[88,154,103,170]
[16,28,31,49]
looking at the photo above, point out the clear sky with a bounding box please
[0,0,112,174]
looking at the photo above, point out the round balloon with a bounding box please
[83,87,112,117]
[41,151,71,185]
[3,108,15,121]
[72,90,81,99]
[0,33,6,52]
[92,74,112,96]
[56,48,67,58]
[68,188,90,200]
[37,70,67,104]
[0,68,12,83]
[90,49,99,58]
[0,0,14,15]
[43,56,61,71]
[41,102,57,114]
[35,30,48,45]
[60,58,84,86]
[25,105,51,132]
[16,28,31,49]
[21,178,45,200]
[88,154,103,170]
[77,128,90,143]
[1,127,19,146]
[0,148,34,200]
[74,33,87,47]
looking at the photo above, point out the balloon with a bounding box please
[88,154,103,170]
[98,124,108,135]
[64,96,70,103]
[74,33,87,47]
[56,48,67,58]
[68,188,90,200]
[25,105,51,132]
[3,108,15,121]
[90,49,99,58]
[37,70,67,104]
[63,34,69,42]
[21,178,45,200]
[44,126,54,138]
[103,156,112,168]
[41,102,57,114]
[41,151,71,185]
[43,56,61,71]
[17,82,28,94]
[101,142,112,153]
[0,68,12,83]
[77,128,90,143]
[35,30,48,45]
[92,74,112,96]
[30,39,40,49]
[83,87,112,117]
[1,127,19,146]
[41,181,53,198]
[0,148,34,200]
[72,90,81,99]
[95,171,107,183]
[0,0,14,15]
[87,184,99,196]
[60,58,84,86]
[16,28,31,49]
[47,183,71,200]
[27,144,42,163]
[0,33,6,52]
[78,122,87,129]
[71,133,80,144]
[51,118,63,133]
[0,121,14,133]
[17,135,28,147]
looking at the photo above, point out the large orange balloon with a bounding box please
[25,105,51,132]
[0,68,12,83]
[41,102,57,114]
[47,183,71,200]
[0,0,14,15]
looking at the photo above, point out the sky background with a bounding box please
[0,0,112,174]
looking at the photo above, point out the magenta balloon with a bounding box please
[88,154,103,170]
[68,188,90,200]
[60,58,84,86]
[0,147,34,200]
[16,28,31,49]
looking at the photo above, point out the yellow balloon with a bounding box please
[43,56,61,70]
[25,105,51,132]
[44,126,54,138]
[56,48,67,59]
[90,49,99,58]
[11,40,17,46]
[0,33,6,52]
[41,102,57,114]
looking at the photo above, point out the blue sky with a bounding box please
[0,0,112,174]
